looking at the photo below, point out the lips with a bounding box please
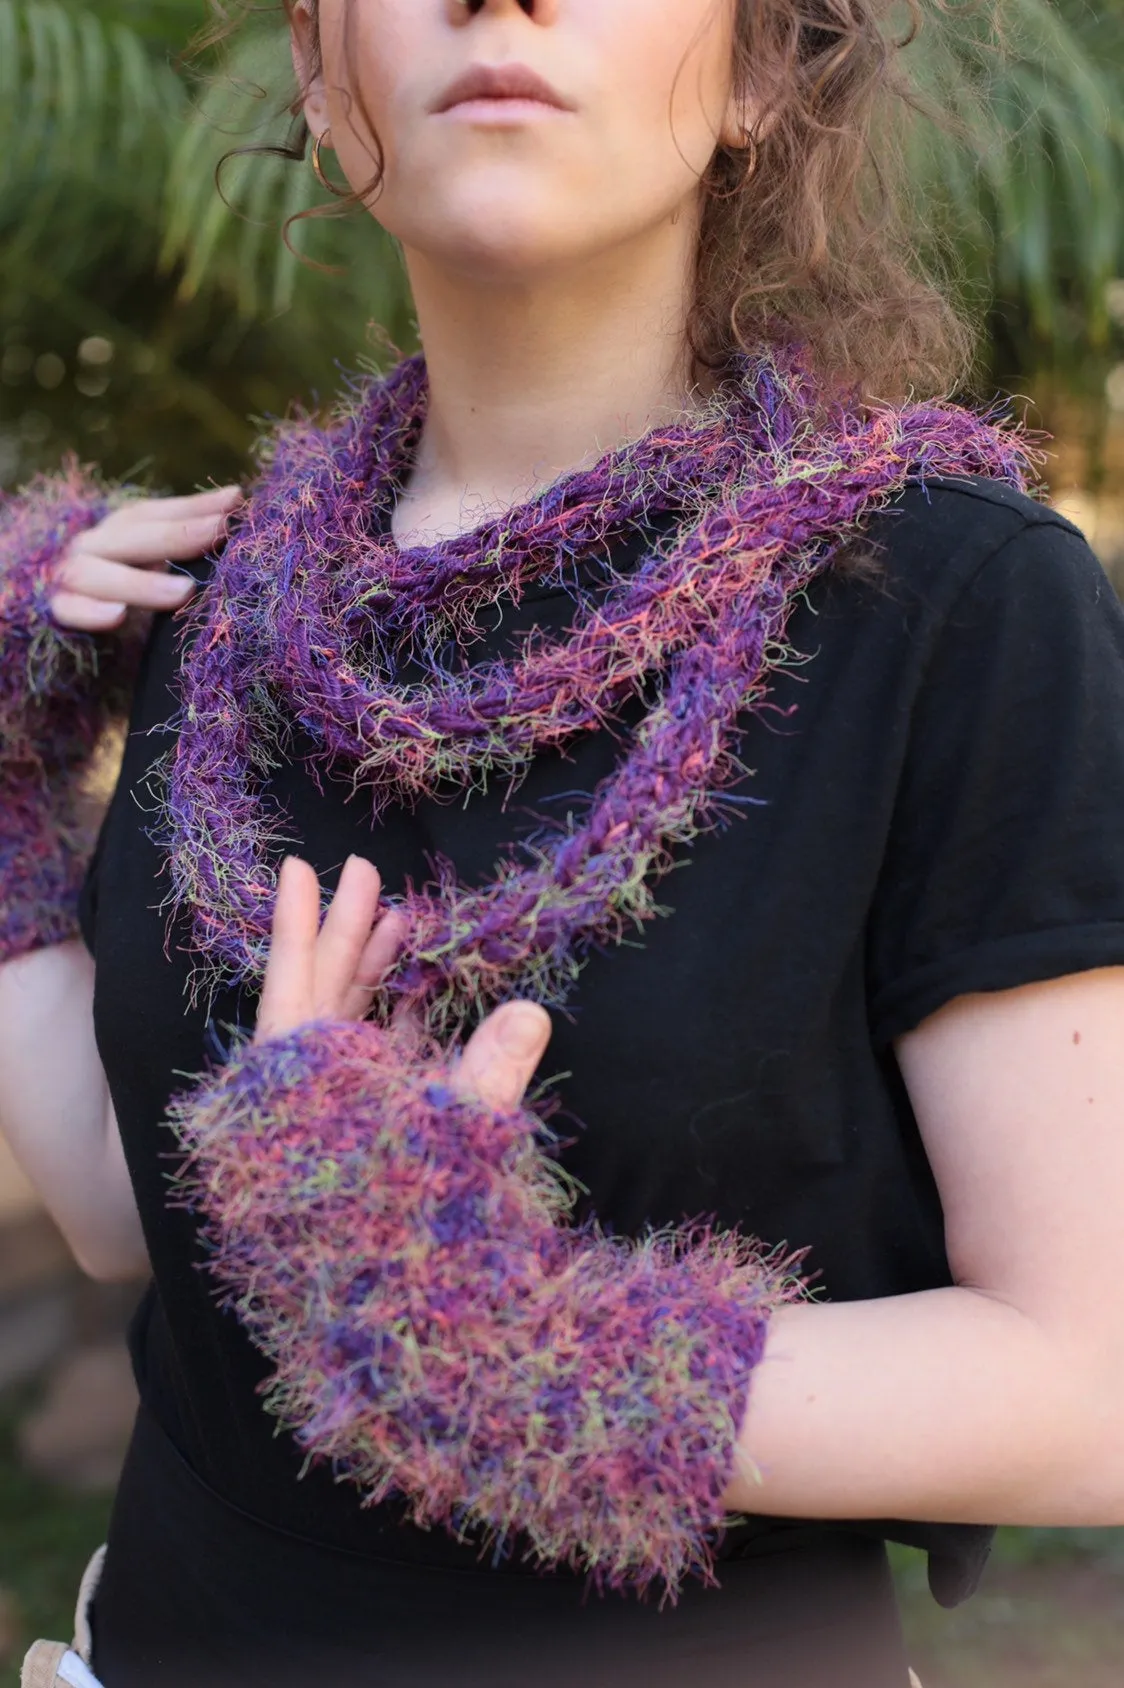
[432,63,573,115]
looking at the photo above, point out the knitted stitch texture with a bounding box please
[166,1019,805,1601]
[0,461,143,964]
[157,349,1036,1033]
[150,349,1037,1599]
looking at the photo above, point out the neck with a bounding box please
[392,215,704,546]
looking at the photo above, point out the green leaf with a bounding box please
[903,0,1124,342]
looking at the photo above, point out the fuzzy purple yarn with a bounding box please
[167,1019,804,1600]
[154,351,1037,1593]
[0,461,140,964]
[158,348,1037,1028]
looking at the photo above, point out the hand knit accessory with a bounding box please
[0,461,143,965]
[158,348,1034,1032]
[151,348,1035,1599]
[167,1018,803,1600]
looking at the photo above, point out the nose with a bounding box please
[451,0,555,19]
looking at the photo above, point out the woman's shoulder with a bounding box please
[868,474,1099,595]
[830,474,1120,664]
[793,472,1124,790]
[857,476,1124,1045]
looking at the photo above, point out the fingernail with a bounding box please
[499,1006,549,1058]
[161,574,195,595]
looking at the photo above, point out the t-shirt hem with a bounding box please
[870,923,1124,1045]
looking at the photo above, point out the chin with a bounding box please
[397,196,605,284]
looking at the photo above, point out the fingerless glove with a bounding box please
[1,460,142,963]
[166,1019,806,1601]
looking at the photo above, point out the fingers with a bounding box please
[314,855,385,1008]
[253,858,551,1105]
[255,855,408,1041]
[254,856,322,1044]
[47,487,244,632]
[45,590,129,632]
[129,485,243,519]
[77,510,234,567]
[454,1001,553,1113]
[53,554,196,612]
[342,907,409,1023]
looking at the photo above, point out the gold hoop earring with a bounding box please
[310,128,334,193]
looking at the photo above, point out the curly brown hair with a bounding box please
[711,0,975,397]
[193,0,979,400]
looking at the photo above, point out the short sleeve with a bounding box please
[867,516,1124,1045]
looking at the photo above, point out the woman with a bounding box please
[3,2,1124,1685]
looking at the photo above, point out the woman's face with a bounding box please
[294,0,742,280]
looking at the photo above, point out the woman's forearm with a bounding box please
[726,1285,1124,1527]
[0,941,149,1282]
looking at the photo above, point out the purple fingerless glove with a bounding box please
[1,460,143,964]
[166,1019,807,1601]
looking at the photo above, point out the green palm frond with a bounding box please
[906,0,1124,342]
[161,24,308,316]
[80,0,205,50]
[160,22,407,343]
[0,0,186,279]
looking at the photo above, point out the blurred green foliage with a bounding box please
[0,0,411,489]
[906,0,1124,349]
[0,1386,112,1688]
[1,0,1123,491]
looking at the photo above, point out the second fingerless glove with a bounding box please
[166,1019,805,1601]
[1,460,142,964]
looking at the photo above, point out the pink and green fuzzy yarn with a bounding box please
[167,1020,805,1602]
[0,459,143,965]
[151,350,1037,1596]
[157,348,1038,1026]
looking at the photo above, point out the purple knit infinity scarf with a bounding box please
[158,348,1033,1036]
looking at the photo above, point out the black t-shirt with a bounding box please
[80,475,1124,1616]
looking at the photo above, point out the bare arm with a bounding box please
[249,864,1124,1531]
[722,967,1124,1526]
[0,941,149,1282]
[0,482,242,1281]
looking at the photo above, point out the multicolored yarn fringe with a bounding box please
[0,460,143,964]
[157,348,1036,1033]
[149,348,1039,1593]
[166,1019,804,1600]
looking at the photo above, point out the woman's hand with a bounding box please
[48,484,244,632]
[255,855,552,1111]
